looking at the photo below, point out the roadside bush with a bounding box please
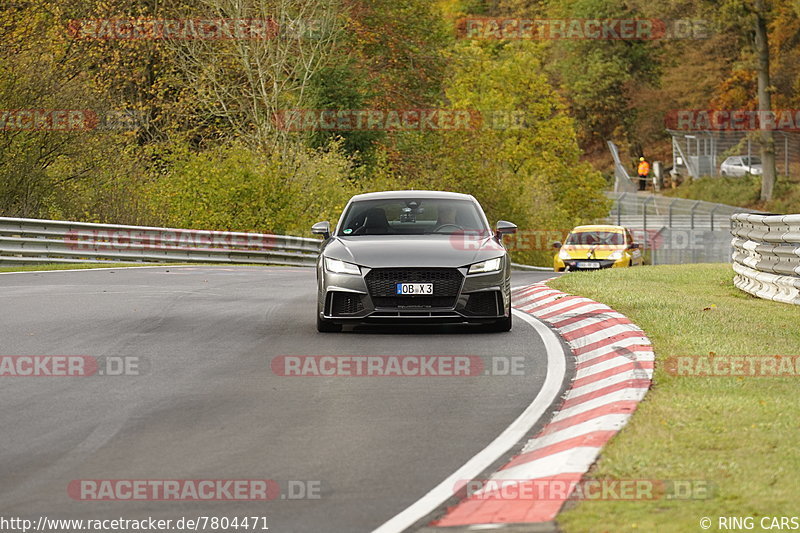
[143,142,357,236]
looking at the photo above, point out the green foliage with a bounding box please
[0,0,141,216]
[544,0,661,148]
[348,0,451,107]
[1,0,610,258]
[392,41,609,265]
[144,142,357,235]
[41,140,150,224]
[306,63,383,161]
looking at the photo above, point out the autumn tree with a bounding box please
[408,41,609,264]
[713,0,799,201]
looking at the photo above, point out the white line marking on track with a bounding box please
[371,310,568,533]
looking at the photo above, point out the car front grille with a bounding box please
[365,268,464,298]
[565,260,615,270]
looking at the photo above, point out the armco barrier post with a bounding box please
[668,198,678,228]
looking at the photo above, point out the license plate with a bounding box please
[577,262,600,269]
[396,283,434,295]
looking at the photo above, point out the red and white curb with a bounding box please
[433,281,654,527]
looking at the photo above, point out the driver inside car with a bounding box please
[436,205,458,229]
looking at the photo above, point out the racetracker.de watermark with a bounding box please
[274,109,485,132]
[456,18,709,40]
[0,109,142,132]
[68,479,321,501]
[275,109,576,132]
[66,18,328,40]
[665,355,800,377]
[450,229,664,252]
[0,356,145,377]
[271,355,526,377]
[665,109,800,131]
[458,478,714,501]
[449,228,720,252]
[64,229,287,252]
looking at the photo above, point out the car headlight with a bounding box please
[324,257,361,275]
[558,250,571,260]
[468,257,502,274]
[608,250,624,261]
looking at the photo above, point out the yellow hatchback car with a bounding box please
[553,225,643,272]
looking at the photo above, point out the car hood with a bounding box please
[559,245,625,260]
[324,235,506,268]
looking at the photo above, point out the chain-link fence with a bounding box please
[668,130,800,179]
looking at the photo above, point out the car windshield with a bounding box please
[338,198,488,236]
[565,231,624,246]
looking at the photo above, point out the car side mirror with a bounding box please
[312,221,331,239]
[552,241,563,249]
[496,220,517,236]
[629,242,640,249]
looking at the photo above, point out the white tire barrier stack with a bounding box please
[731,213,800,305]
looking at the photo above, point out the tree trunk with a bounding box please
[754,0,776,202]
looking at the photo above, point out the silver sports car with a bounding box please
[312,191,517,332]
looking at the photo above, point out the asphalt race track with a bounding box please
[0,267,564,532]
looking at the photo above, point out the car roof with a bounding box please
[570,225,626,232]
[348,190,476,202]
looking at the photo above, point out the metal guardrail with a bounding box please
[607,192,758,230]
[0,217,321,267]
[0,217,545,271]
[731,213,800,305]
[607,140,637,193]
[509,263,551,272]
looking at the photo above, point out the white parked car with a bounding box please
[720,156,763,177]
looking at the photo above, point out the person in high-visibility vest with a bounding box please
[637,157,650,191]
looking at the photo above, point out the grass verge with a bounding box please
[549,264,800,533]
[661,174,800,214]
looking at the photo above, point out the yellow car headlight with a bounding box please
[558,250,571,260]
[608,250,624,261]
